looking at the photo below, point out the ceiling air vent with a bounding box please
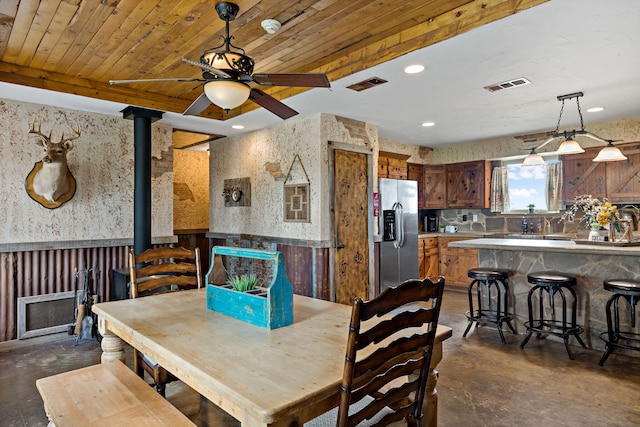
[347,77,388,92]
[484,77,531,92]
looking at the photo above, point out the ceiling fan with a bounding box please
[109,2,330,119]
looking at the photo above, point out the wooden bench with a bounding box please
[36,360,195,427]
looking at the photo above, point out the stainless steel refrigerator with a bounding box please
[378,178,419,292]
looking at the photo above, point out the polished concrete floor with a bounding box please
[1,289,640,426]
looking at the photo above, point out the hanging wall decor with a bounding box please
[283,154,310,223]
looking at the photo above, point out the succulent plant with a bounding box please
[228,273,259,292]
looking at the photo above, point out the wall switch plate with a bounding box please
[473,214,478,222]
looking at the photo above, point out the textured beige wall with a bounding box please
[0,98,173,244]
[210,113,378,241]
[174,150,209,231]
[430,115,640,164]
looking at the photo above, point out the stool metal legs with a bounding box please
[520,284,586,360]
[463,278,516,344]
[599,293,640,366]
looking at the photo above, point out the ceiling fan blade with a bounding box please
[182,57,231,79]
[109,78,203,85]
[252,73,330,88]
[249,88,298,120]
[183,92,212,116]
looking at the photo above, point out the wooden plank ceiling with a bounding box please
[0,0,548,121]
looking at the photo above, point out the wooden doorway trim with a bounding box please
[328,141,374,302]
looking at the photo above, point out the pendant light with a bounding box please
[593,141,628,162]
[521,92,624,166]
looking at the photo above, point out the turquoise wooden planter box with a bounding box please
[204,246,293,329]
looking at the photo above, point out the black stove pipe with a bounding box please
[122,106,164,255]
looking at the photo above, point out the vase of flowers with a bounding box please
[561,195,621,241]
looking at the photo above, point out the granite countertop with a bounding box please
[449,237,640,256]
[418,232,496,238]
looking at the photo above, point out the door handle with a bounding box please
[335,243,345,249]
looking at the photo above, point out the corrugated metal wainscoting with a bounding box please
[0,246,130,342]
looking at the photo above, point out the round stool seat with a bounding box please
[603,279,640,295]
[468,268,510,280]
[528,271,576,287]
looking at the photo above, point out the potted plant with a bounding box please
[227,273,260,293]
[205,247,293,329]
[527,204,535,214]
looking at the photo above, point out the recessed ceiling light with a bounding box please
[404,64,424,74]
[232,125,245,129]
[421,122,435,127]
[587,107,604,113]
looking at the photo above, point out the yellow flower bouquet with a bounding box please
[561,194,620,229]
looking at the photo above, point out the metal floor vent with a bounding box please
[17,291,75,339]
[347,77,388,92]
[484,77,531,92]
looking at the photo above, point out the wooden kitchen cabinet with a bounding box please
[445,160,490,208]
[561,147,607,202]
[379,151,409,180]
[423,164,447,208]
[408,163,425,208]
[603,142,640,203]
[438,236,478,288]
[418,237,439,279]
[562,142,640,204]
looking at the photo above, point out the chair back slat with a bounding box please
[129,247,202,298]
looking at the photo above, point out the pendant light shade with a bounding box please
[521,149,546,166]
[592,142,627,162]
[556,137,585,154]
[204,80,251,110]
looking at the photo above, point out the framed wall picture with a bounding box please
[284,183,310,222]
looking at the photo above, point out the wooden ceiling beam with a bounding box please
[0,61,225,120]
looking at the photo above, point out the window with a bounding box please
[503,157,560,213]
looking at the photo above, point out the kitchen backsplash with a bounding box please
[419,207,640,236]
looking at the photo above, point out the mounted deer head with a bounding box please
[25,119,81,207]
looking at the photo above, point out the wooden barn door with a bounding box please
[332,146,371,304]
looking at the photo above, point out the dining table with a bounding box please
[93,288,452,427]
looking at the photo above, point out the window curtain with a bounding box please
[490,166,509,212]
[546,161,563,212]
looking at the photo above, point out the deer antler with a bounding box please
[28,118,52,143]
[60,122,82,144]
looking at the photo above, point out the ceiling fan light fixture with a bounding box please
[592,142,627,162]
[556,137,585,154]
[204,80,251,110]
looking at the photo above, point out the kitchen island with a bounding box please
[449,238,640,355]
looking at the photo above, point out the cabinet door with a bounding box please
[408,163,425,208]
[424,247,439,279]
[446,161,490,208]
[423,165,447,208]
[388,158,408,179]
[378,156,389,178]
[562,148,607,202]
[604,143,640,203]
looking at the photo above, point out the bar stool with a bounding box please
[598,279,640,366]
[520,271,586,359]
[463,268,516,344]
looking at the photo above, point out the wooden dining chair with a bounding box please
[128,246,202,396]
[308,276,445,427]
